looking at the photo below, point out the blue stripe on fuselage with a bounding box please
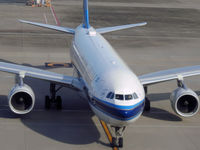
[89,97,145,121]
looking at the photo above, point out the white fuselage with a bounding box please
[70,25,145,127]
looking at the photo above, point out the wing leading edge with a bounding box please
[0,62,82,90]
[139,65,200,86]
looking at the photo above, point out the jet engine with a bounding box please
[170,87,200,117]
[8,84,35,114]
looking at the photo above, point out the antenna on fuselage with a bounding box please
[83,0,90,29]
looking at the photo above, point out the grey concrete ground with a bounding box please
[0,0,199,150]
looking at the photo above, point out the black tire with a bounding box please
[111,137,117,147]
[56,96,62,110]
[45,96,51,109]
[144,97,150,111]
[119,137,123,148]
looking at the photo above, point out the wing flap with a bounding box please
[0,62,82,90]
[139,65,200,86]
[96,22,147,34]
[19,19,75,34]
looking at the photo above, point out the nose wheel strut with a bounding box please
[45,83,63,110]
[111,126,126,148]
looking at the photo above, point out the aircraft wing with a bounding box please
[19,19,75,34]
[96,22,147,34]
[0,62,82,90]
[139,65,200,86]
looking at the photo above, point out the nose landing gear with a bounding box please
[45,83,63,110]
[111,126,126,148]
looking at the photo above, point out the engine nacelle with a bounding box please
[170,87,200,117]
[8,84,35,114]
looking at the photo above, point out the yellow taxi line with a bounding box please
[100,120,118,150]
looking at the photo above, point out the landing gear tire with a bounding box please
[45,96,51,109]
[56,96,62,110]
[111,137,117,147]
[144,97,150,111]
[111,126,126,148]
[45,83,63,110]
[118,137,123,148]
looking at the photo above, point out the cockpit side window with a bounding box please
[125,94,133,100]
[133,93,138,99]
[115,94,124,100]
[106,92,114,99]
[110,93,114,99]
[106,92,112,98]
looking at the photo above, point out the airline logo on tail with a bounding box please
[83,0,90,29]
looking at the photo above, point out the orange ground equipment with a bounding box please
[26,0,51,7]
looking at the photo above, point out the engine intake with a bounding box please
[170,87,200,117]
[8,84,35,114]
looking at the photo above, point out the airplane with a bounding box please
[0,0,199,148]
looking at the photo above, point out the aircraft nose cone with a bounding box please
[119,110,134,118]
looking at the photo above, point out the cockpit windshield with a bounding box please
[106,92,138,100]
[115,94,124,100]
[125,94,133,100]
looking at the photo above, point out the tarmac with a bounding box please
[0,0,199,150]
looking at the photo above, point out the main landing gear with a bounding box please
[144,97,150,111]
[111,126,126,148]
[45,83,63,110]
[144,86,151,111]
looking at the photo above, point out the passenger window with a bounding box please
[125,95,133,100]
[133,93,138,99]
[115,94,124,100]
